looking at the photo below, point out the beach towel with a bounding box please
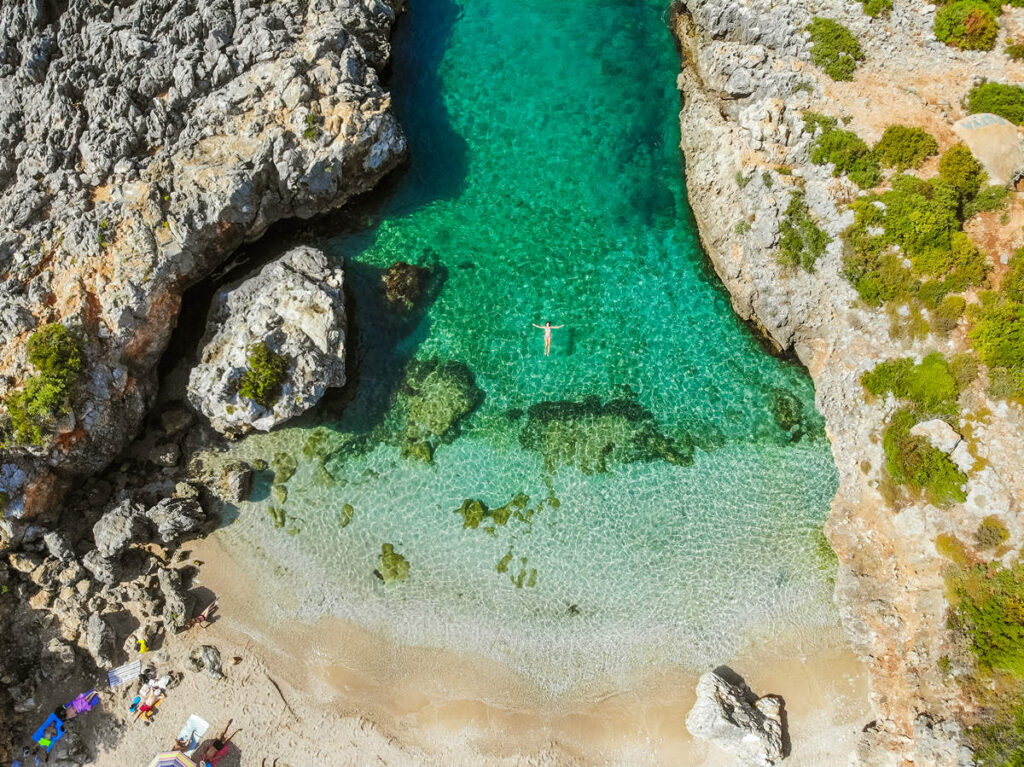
[31,713,65,753]
[176,714,210,755]
[107,658,142,688]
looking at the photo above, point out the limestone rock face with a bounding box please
[0,0,406,517]
[92,499,148,559]
[187,246,347,436]
[686,667,785,767]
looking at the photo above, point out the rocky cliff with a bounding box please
[0,0,406,519]
[674,0,1024,763]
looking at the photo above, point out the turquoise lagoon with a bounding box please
[217,0,841,690]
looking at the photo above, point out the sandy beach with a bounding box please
[72,535,871,766]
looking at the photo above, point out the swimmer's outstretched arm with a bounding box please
[531,324,544,328]
[551,325,564,329]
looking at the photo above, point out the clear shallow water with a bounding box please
[217,0,840,690]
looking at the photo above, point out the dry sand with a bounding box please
[74,535,870,766]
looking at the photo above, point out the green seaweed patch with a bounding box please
[454,494,531,529]
[518,395,694,474]
[270,484,288,505]
[496,550,514,574]
[377,543,410,583]
[271,452,298,484]
[339,503,355,529]
[393,358,484,462]
[268,506,287,529]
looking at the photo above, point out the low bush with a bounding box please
[873,125,938,171]
[777,192,831,271]
[949,561,1024,677]
[3,324,85,446]
[935,1,999,51]
[975,516,1010,549]
[882,408,968,505]
[239,342,290,408]
[969,251,1024,399]
[862,352,963,414]
[860,0,893,16]
[967,82,1024,124]
[1007,42,1024,61]
[939,144,988,207]
[810,126,880,188]
[806,18,865,81]
[965,185,1012,219]
[932,294,967,334]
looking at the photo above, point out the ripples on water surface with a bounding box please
[217,0,840,690]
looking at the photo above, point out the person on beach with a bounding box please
[532,321,564,356]
[199,719,241,765]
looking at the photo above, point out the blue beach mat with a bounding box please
[31,713,65,752]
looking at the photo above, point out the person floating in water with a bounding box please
[532,321,564,356]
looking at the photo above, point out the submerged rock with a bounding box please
[187,246,347,436]
[686,667,786,766]
[395,358,484,458]
[381,261,429,310]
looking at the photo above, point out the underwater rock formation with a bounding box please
[188,245,347,436]
[381,261,429,310]
[395,358,484,462]
[518,395,693,474]
[0,0,406,518]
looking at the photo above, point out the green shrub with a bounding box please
[932,295,967,334]
[860,0,893,16]
[949,561,1024,677]
[967,187,1012,222]
[967,82,1024,124]
[806,18,865,81]
[873,125,939,171]
[936,532,973,566]
[862,352,963,414]
[239,342,290,408]
[801,112,839,135]
[1007,42,1024,61]
[810,126,880,188]
[939,144,988,206]
[950,353,980,389]
[969,253,1024,399]
[882,408,968,505]
[935,1,999,51]
[975,516,1010,549]
[777,191,831,271]
[3,324,85,446]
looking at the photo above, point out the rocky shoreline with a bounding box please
[673,0,1024,763]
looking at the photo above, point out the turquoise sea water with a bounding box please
[217,0,840,690]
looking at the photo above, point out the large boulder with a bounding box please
[686,667,786,766]
[157,566,194,634]
[85,613,117,669]
[92,499,149,558]
[145,497,206,545]
[187,246,347,436]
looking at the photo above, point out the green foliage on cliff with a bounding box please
[862,352,963,415]
[882,408,967,506]
[859,0,892,17]
[949,561,1024,678]
[806,18,865,81]
[872,125,938,171]
[974,516,1010,549]
[809,124,880,188]
[239,341,290,408]
[969,251,1024,399]
[777,191,831,272]
[3,324,85,446]
[935,1,999,51]
[939,144,988,208]
[967,82,1024,124]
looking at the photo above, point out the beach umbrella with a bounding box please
[146,754,196,767]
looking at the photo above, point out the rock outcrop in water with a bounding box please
[673,0,1024,763]
[188,245,347,436]
[686,666,785,766]
[0,0,406,518]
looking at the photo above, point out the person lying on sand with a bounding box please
[198,719,241,765]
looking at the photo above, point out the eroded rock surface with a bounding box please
[686,667,785,767]
[0,0,406,516]
[187,245,347,436]
[674,0,1024,763]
